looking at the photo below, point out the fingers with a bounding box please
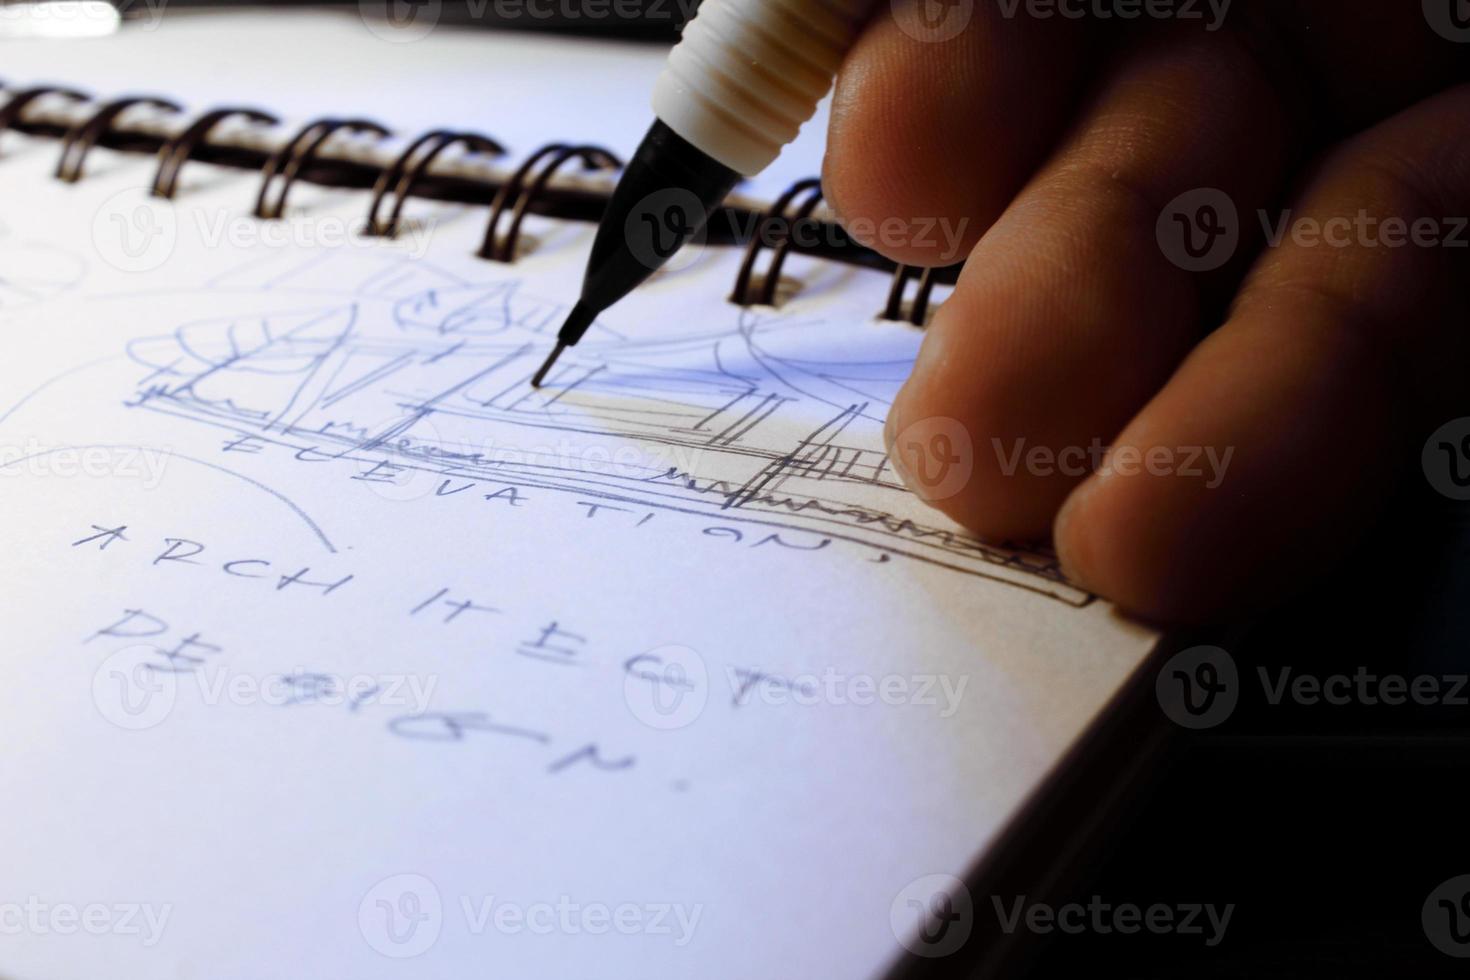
[884,24,1295,538]
[1055,84,1470,623]
[822,1,1090,266]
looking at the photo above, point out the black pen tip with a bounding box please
[531,302,599,389]
[530,341,567,389]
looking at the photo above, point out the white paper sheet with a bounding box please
[0,124,1156,979]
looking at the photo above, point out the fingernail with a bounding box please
[886,325,953,497]
[884,380,919,492]
[1053,481,1095,587]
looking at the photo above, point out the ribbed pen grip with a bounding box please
[652,0,877,176]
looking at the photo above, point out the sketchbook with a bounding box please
[0,12,1159,980]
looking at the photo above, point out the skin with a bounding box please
[824,1,1470,624]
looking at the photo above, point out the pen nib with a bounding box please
[530,342,567,389]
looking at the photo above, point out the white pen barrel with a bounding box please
[651,0,877,176]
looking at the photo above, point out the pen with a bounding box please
[530,0,877,386]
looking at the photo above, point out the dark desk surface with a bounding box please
[1027,490,1470,978]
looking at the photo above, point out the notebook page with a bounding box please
[0,130,1156,979]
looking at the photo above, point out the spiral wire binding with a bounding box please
[884,264,940,326]
[0,86,90,150]
[363,129,506,238]
[730,177,824,307]
[54,95,182,183]
[151,107,280,199]
[477,142,621,263]
[0,79,959,292]
[253,117,391,220]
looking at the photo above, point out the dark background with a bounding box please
[1027,484,1470,979]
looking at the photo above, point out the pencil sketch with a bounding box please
[118,249,1088,604]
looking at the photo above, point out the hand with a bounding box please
[825,0,1470,622]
